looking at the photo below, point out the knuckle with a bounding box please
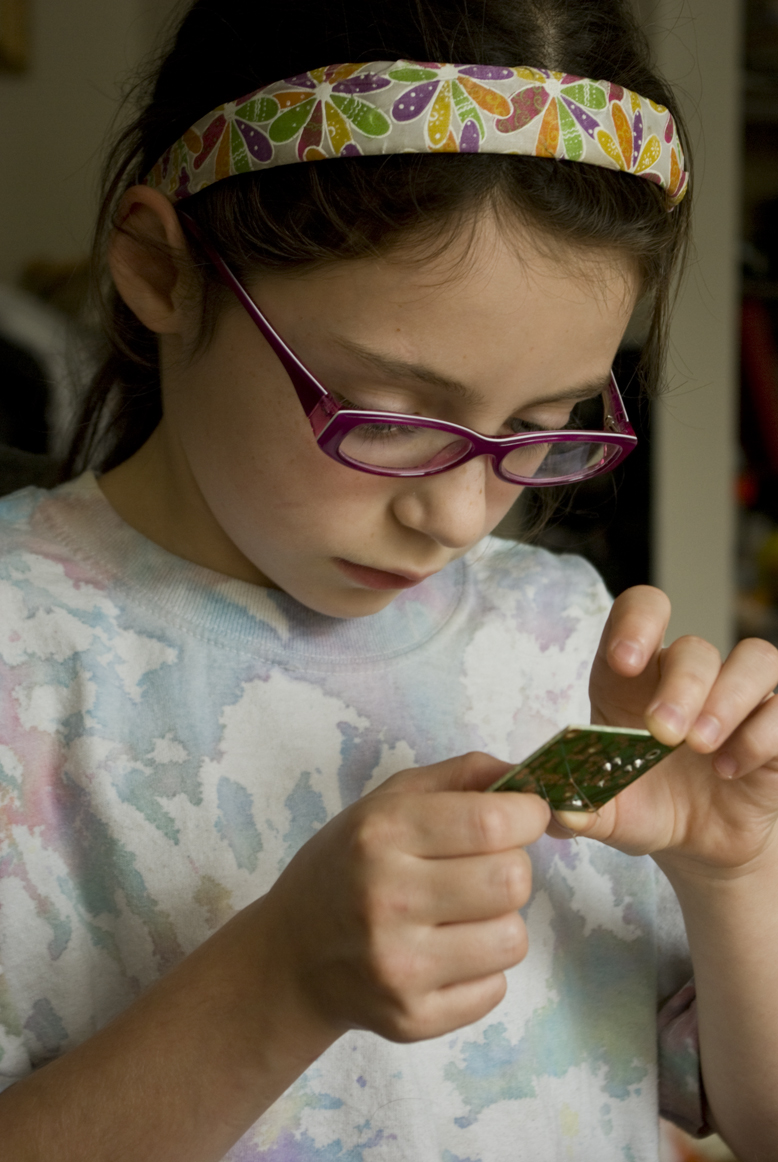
[475,801,511,850]
[672,634,721,663]
[500,855,531,909]
[388,997,436,1044]
[501,914,529,963]
[738,637,778,673]
[349,803,396,862]
[368,934,425,998]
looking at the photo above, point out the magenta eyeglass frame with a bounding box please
[181,213,637,486]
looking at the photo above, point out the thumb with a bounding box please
[373,751,514,797]
[550,799,617,841]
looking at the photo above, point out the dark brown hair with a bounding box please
[66,0,691,475]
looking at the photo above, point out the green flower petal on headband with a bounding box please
[387,65,440,82]
[329,95,390,137]
[270,98,317,144]
[236,95,280,123]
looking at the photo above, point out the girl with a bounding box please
[1,2,777,1160]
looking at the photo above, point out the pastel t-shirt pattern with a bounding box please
[0,474,703,1160]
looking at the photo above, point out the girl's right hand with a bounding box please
[0,755,548,1162]
[258,753,550,1044]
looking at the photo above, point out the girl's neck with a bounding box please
[99,423,277,588]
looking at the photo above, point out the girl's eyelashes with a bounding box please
[507,417,547,435]
[334,389,591,434]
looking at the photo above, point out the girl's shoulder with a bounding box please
[0,472,102,574]
[0,474,124,647]
[463,534,612,622]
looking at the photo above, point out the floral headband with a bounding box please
[144,61,689,209]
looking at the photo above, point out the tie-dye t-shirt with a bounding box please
[0,474,704,1159]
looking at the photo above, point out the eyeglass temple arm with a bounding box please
[178,212,335,419]
[605,373,635,436]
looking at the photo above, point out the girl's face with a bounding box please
[106,209,637,619]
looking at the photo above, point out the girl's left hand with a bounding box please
[553,585,778,875]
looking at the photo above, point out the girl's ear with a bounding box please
[109,185,193,335]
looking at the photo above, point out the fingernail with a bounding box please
[554,811,591,835]
[713,752,738,779]
[647,701,686,737]
[692,713,721,748]
[612,640,643,668]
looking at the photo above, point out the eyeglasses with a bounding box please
[181,214,637,486]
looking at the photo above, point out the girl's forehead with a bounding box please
[232,220,636,403]
[255,217,639,320]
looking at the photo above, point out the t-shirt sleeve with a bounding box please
[657,979,710,1137]
[655,868,711,1138]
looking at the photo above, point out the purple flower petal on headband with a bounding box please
[459,118,481,152]
[632,110,644,167]
[283,72,317,88]
[340,142,362,156]
[458,65,515,81]
[236,119,273,163]
[392,80,439,121]
[174,168,191,200]
[333,74,392,95]
[562,97,599,139]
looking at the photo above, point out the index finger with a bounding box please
[383,790,551,859]
[600,585,671,675]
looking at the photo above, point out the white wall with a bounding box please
[644,0,741,655]
[0,0,181,282]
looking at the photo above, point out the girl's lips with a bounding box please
[334,558,432,590]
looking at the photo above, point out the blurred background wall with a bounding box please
[0,0,181,282]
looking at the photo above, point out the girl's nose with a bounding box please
[391,457,495,549]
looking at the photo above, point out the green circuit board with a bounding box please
[488,724,677,811]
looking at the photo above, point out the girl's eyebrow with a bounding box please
[334,336,611,407]
[335,335,484,401]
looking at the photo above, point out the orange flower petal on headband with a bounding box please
[275,90,315,111]
[535,100,559,157]
[215,126,232,181]
[669,147,681,196]
[431,129,458,152]
[314,62,364,85]
[458,74,511,118]
[514,66,547,84]
[183,128,202,155]
[428,83,452,148]
[325,100,352,154]
[611,103,632,168]
[597,129,626,170]
[634,134,660,174]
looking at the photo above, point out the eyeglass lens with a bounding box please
[338,393,616,482]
